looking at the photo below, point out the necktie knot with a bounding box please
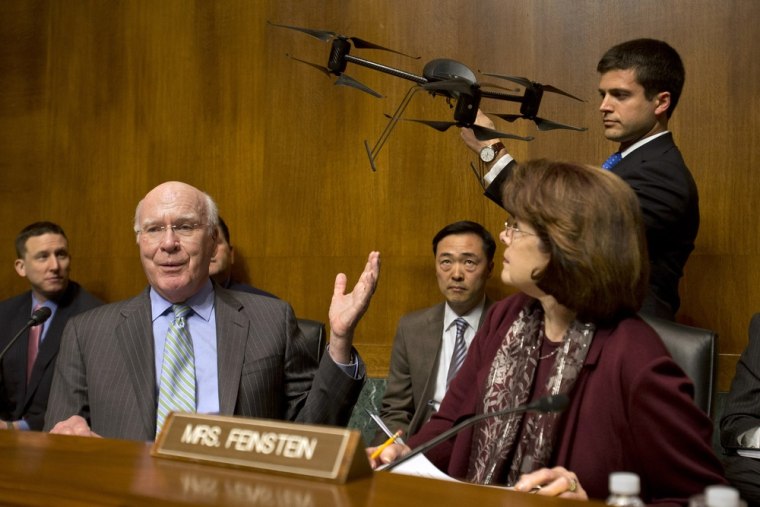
[454,317,468,338]
[602,152,622,170]
[172,304,191,321]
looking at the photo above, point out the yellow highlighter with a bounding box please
[370,430,402,460]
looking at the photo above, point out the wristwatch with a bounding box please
[479,142,505,163]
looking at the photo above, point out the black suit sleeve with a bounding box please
[721,313,760,449]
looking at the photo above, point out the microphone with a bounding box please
[382,393,569,471]
[0,306,53,363]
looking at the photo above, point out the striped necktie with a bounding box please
[156,304,196,435]
[26,304,43,384]
[446,317,469,388]
[602,152,622,170]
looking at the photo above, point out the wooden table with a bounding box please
[0,431,587,507]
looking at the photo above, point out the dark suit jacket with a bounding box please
[720,313,760,506]
[378,298,494,443]
[721,313,760,447]
[44,286,364,441]
[409,293,725,504]
[485,133,699,319]
[0,282,102,430]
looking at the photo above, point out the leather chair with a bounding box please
[642,314,718,416]
[296,318,326,362]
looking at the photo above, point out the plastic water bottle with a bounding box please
[606,472,645,507]
[689,485,744,507]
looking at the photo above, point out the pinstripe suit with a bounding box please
[44,286,363,441]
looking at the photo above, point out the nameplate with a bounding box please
[151,412,372,483]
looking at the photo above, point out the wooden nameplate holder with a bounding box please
[151,412,372,483]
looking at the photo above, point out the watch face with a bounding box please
[480,146,495,163]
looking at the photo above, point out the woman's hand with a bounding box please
[513,466,588,500]
[366,442,410,469]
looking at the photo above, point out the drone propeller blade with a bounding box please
[481,73,532,88]
[479,81,520,92]
[268,21,336,42]
[542,84,585,102]
[397,117,458,133]
[286,54,333,77]
[472,125,534,142]
[336,74,383,98]
[489,112,523,123]
[533,116,587,132]
[392,115,533,141]
[348,36,420,59]
[491,111,587,132]
[269,20,419,59]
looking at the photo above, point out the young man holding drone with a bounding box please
[461,38,697,322]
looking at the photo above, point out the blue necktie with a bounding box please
[156,304,196,434]
[447,318,469,388]
[602,152,622,170]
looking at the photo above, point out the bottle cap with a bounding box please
[609,472,640,495]
[705,486,740,507]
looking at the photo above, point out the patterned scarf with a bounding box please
[466,301,595,485]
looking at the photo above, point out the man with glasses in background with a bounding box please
[45,181,380,441]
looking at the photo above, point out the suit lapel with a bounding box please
[116,291,159,436]
[215,289,247,414]
[411,304,445,425]
[614,132,675,174]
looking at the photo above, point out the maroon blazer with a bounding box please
[408,293,725,506]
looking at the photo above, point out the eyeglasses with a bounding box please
[137,223,206,242]
[504,218,536,240]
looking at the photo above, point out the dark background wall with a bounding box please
[1,0,758,388]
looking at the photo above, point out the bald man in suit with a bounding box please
[44,181,380,440]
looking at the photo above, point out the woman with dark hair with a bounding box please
[371,159,724,504]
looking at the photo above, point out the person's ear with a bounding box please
[654,91,671,116]
[14,258,26,278]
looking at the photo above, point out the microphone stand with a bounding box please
[0,308,52,363]
[382,393,569,471]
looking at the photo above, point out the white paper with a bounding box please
[736,448,760,459]
[383,454,460,482]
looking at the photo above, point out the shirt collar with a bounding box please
[444,298,486,331]
[621,130,670,158]
[31,294,58,314]
[149,278,215,323]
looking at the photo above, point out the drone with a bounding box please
[268,21,587,171]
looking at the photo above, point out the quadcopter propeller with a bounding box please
[490,112,587,132]
[481,73,585,102]
[268,21,419,59]
[286,54,383,98]
[389,115,534,142]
